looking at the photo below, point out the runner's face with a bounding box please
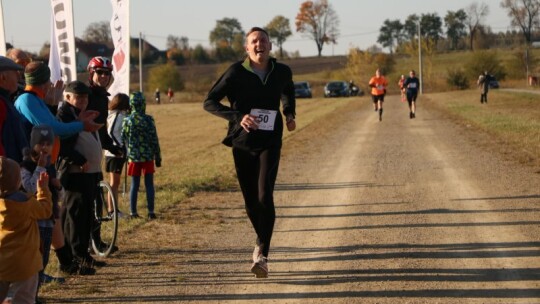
[246,31,271,64]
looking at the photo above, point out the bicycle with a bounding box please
[90,180,119,257]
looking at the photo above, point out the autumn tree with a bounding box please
[209,18,245,61]
[465,2,490,50]
[445,9,468,50]
[266,16,292,58]
[83,21,112,46]
[377,19,403,54]
[147,64,184,94]
[501,0,540,44]
[295,0,340,57]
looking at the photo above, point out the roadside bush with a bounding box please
[146,63,184,94]
[466,50,506,81]
[446,68,469,90]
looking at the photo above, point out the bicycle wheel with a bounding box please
[91,180,118,257]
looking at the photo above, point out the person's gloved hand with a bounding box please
[155,159,162,167]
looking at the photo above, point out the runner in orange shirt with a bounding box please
[368,69,388,121]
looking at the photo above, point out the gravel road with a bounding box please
[42,95,540,303]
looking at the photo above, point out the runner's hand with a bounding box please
[241,114,258,132]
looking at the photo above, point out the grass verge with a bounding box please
[423,89,540,169]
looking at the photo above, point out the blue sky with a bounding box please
[3,0,511,57]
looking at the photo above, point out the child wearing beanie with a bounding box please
[19,124,67,297]
[0,156,52,304]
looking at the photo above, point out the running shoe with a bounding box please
[148,213,157,220]
[251,255,268,278]
[410,112,413,119]
[129,213,141,219]
[379,109,383,122]
[412,112,416,119]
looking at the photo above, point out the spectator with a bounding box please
[14,62,102,147]
[85,57,121,253]
[154,88,160,104]
[19,125,65,302]
[0,56,28,163]
[6,48,31,97]
[56,81,105,275]
[105,93,130,217]
[0,156,52,304]
[167,87,174,103]
[122,92,161,220]
[477,71,494,104]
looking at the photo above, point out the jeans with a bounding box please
[129,174,155,215]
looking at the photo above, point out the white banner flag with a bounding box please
[0,0,6,56]
[108,0,130,98]
[49,0,76,83]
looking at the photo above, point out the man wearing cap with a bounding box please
[56,80,104,275]
[14,62,102,144]
[0,56,29,162]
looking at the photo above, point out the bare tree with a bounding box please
[266,16,292,58]
[166,35,189,50]
[295,0,340,57]
[465,2,490,50]
[82,21,112,46]
[501,0,540,44]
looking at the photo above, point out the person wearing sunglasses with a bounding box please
[85,57,122,254]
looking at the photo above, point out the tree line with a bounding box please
[32,0,540,66]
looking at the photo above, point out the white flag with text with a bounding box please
[108,0,130,98]
[49,0,76,83]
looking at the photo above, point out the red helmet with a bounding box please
[87,56,113,72]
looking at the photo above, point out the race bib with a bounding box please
[408,83,417,89]
[250,108,277,131]
[377,85,384,90]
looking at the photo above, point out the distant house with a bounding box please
[75,38,113,72]
[75,37,162,72]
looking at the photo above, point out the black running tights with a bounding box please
[232,146,281,258]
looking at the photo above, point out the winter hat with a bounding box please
[30,124,55,148]
[24,61,51,85]
[0,156,22,198]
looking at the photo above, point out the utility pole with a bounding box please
[417,21,423,94]
[139,32,143,92]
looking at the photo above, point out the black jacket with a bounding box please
[203,57,295,150]
[87,85,121,155]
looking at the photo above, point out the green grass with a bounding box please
[425,89,540,165]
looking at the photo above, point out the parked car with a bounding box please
[324,81,350,97]
[489,79,500,89]
[294,81,312,98]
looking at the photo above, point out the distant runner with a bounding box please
[368,69,388,121]
[403,70,420,119]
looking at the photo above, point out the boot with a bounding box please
[55,246,77,274]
